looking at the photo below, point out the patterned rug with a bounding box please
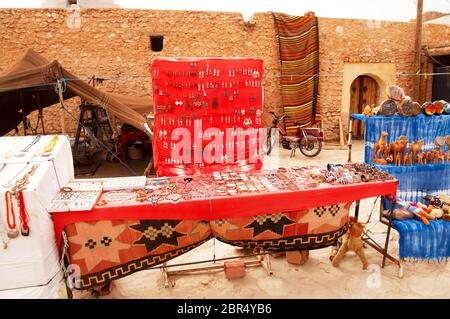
[272,13,320,134]
[211,203,350,251]
[61,203,351,290]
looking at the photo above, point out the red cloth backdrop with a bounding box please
[150,58,264,177]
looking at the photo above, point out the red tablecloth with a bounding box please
[52,179,397,249]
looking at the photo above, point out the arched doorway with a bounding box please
[350,75,379,139]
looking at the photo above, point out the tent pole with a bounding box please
[57,80,67,135]
[20,91,27,136]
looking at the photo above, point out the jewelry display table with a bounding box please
[0,135,73,298]
[50,164,397,292]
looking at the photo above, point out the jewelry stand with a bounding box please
[347,118,403,278]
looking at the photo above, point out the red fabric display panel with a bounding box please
[150,58,264,177]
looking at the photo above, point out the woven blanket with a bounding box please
[61,203,350,289]
[273,13,320,134]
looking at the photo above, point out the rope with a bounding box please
[0,71,449,93]
[61,104,140,176]
[53,78,139,176]
[54,77,67,94]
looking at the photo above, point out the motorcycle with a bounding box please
[266,111,323,158]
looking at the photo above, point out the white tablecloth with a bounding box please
[0,135,73,297]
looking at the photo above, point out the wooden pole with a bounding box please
[413,0,423,101]
[57,80,67,135]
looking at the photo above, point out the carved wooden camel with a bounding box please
[410,139,424,164]
[403,150,413,166]
[374,131,388,160]
[386,136,408,166]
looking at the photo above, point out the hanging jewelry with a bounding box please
[5,191,18,239]
[2,162,30,188]
[0,216,10,249]
[18,192,29,236]
[16,136,41,157]
[35,135,59,157]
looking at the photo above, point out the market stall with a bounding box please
[0,135,73,298]
[351,99,450,261]
[50,163,397,291]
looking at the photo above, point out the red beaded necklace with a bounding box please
[18,192,29,236]
[5,191,18,238]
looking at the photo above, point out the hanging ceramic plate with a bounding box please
[398,97,414,116]
[435,136,446,147]
[380,99,398,116]
[446,135,450,146]
[444,101,450,114]
[433,100,445,115]
[386,85,405,102]
[422,102,436,116]
[410,101,422,116]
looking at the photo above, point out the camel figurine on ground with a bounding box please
[330,217,368,270]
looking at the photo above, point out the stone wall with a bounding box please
[317,18,450,141]
[1,9,449,141]
[0,9,282,135]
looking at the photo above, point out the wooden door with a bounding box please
[350,75,378,139]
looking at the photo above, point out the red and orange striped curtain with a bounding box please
[273,13,320,134]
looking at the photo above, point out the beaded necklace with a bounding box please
[10,164,39,237]
[5,191,18,239]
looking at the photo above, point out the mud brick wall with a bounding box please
[0,9,448,141]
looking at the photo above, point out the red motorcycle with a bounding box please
[266,112,323,157]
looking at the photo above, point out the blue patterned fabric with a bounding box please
[393,219,450,261]
[352,114,450,260]
[352,114,450,203]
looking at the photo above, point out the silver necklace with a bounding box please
[2,163,30,188]
[0,215,10,249]
[16,136,41,157]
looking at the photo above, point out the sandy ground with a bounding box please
[62,141,450,299]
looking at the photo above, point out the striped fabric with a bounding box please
[273,13,320,134]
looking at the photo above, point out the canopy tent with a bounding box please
[0,49,152,136]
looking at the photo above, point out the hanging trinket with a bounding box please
[5,191,19,239]
[256,109,262,125]
[18,192,29,236]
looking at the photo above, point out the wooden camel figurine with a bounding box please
[373,131,388,160]
[436,151,447,164]
[387,136,408,165]
[417,152,427,165]
[410,139,424,164]
[403,150,413,166]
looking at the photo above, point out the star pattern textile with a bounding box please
[69,221,130,272]
[244,213,295,237]
[297,204,348,233]
[130,220,185,253]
